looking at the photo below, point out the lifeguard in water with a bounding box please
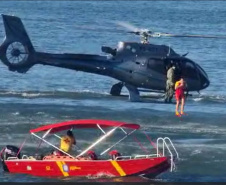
[175,78,186,117]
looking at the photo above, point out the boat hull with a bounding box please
[4,157,170,177]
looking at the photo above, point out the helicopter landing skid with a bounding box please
[110,82,124,96]
[110,82,140,102]
[125,83,140,102]
[110,82,167,102]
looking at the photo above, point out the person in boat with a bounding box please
[60,130,76,154]
[175,77,186,117]
[165,63,176,103]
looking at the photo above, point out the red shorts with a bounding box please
[175,91,185,100]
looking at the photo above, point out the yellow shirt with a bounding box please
[175,81,181,90]
[60,135,73,152]
[175,81,185,94]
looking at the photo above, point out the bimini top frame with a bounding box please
[27,119,140,159]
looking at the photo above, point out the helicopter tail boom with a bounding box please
[0,14,36,73]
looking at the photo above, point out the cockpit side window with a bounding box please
[147,59,165,74]
[196,63,208,78]
[181,60,198,80]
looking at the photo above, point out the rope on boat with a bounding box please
[16,134,29,157]
[143,131,163,156]
[133,136,149,154]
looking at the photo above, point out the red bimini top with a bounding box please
[30,119,140,134]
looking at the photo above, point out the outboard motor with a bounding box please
[0,145,21,172]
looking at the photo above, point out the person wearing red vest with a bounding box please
[175,78,186,117]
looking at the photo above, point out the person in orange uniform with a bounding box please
[175,78,186,117]
[60,130,76,154]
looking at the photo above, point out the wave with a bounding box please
[86,172,115,180]
[192,94,226,103]
[0,90,110,99]
[1,90,226,104]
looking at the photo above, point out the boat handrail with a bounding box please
[134,154,158,159]
[157,137,179,172]
[114,153,159,160]
[7,155,36,161]
[22,155,29,159]
[115,155,132,160]
[7,157,19,160]
[163,137,179,159]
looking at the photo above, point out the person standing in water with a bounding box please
[175,78,186,117]
[165,64,176,103]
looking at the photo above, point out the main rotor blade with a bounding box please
[159,33,226,39]
[74,24,124,34]
[115,21,141,32]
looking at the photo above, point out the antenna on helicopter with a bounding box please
[116,21,226,43]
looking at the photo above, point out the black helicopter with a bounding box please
[1,14,225,101]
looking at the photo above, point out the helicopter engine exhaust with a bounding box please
[0,14,36,73]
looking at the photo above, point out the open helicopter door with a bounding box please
[163,58,182,82]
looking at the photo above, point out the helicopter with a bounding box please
[1,14,225,101]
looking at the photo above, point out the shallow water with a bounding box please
[0,1,226,182]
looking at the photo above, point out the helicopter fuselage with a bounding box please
[108,42,209,91]
[0,14,210,100]
[31,41,209,92]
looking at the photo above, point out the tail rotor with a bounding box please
[0,14,36,73]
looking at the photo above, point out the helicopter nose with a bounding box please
[200,73,210,89]
[196,64,210,89]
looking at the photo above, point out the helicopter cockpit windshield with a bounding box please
[195,63,209,89]
[164,58,199,81]
[181,59,199,80]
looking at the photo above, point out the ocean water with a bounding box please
[0,1,226,182]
